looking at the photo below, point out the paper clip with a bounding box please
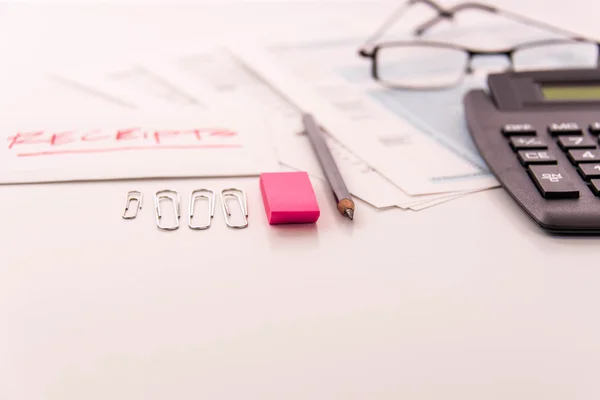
[154,190,180,231]
[122,191,143,219]
[220,188,248,229]
[189,189,215,230]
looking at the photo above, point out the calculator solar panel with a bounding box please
[464,68,600,234]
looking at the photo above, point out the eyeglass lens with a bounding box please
[512,42,598,71]
[377,45,468,88]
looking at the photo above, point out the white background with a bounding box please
[2,1,600,399]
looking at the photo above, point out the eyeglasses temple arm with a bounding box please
[413,2,496,36]
[358,0,446,57]
[414,1,594,41]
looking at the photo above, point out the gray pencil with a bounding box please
[302,113,355,220]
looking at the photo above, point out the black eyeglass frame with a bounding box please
[369,37,600,89]
[358,0,600,89]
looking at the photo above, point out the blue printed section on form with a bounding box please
[334,64,490,172]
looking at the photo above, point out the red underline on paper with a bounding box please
[16,144,243,157]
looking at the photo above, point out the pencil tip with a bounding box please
[344,209,354,220]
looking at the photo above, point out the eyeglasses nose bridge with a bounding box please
[464,50,515,73]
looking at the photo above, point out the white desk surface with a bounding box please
[2,1,600,399]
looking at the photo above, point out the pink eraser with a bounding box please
[260,171,320,225]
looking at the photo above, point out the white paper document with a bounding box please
[0,110,280,184]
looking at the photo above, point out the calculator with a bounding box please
[464,68,600,234]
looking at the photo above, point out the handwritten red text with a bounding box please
[6,127,240,157]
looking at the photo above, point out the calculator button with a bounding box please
[548,122,582,135]
[589,122,600,135]
[589,179,600,196]
[527,165,579,199]
[517,150,557,165]
[509,136,547,150]
[502,123,536,136]
[557,135,596,150]
[578,163,600,180]
[567,149,600,164]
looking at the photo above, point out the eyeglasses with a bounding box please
[357,0,600,89]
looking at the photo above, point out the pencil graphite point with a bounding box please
[337,198,355,220]
[344,209,354,220]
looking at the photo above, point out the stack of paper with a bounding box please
[228,43,499,210]
[3,5,581,212]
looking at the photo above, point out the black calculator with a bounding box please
[464,68,600,234]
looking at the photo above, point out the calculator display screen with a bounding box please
[541,85,600,101]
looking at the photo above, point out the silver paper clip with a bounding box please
[122,191,143,219]
[220,188,248,229]
[154,190,180,231]
[189,189,215,230]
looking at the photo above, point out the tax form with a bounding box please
[231,42,499,197]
